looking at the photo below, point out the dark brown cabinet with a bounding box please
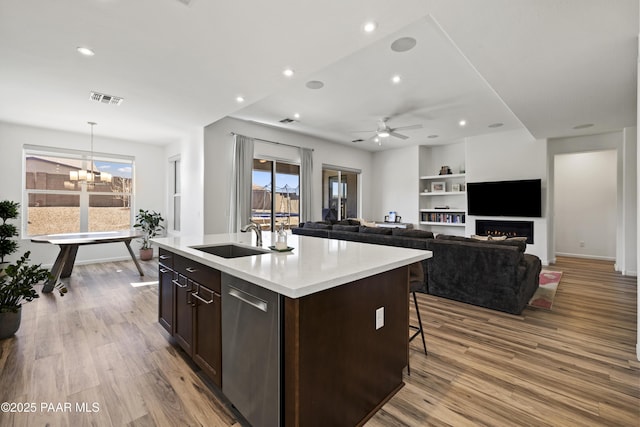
[158,250,222,388]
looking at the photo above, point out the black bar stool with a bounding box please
[408,263,428,375]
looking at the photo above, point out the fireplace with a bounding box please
[475,220,534,244]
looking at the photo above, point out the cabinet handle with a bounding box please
[159,255,171,260]
[174,274,188,288]
[160,268,169,273]
[185,267,198,273]
[192,291,214,305]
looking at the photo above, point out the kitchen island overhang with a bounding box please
[152,233,432,427]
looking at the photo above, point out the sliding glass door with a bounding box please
[322,167,359,221]
[252,159,300,231]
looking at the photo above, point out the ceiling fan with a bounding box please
[353,118,422,143]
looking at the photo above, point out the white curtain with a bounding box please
[300,147,313,223]
[229,134,254,233]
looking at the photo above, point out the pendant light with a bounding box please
[69,122,111,184]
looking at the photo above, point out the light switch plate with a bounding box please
[375,307,384,330]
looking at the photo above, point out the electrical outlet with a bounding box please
[375,307,384,330]
[579,241,585,248]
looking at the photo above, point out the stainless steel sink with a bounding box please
[190,244,269,259]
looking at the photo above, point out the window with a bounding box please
[24,146,134,236]
[252,159,300,231]
[170,157,181,232]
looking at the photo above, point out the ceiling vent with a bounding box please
[279,118,295,124]
[89,91,124,106]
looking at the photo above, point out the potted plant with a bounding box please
[134,209,165,261]
[0,200,20,271]
[0,199,67,339]
[0,252,67,339]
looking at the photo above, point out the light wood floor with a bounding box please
[0,256,638,426]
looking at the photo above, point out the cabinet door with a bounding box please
[158,265,175,334]
[173,274,194,354]
[192,280,222,388]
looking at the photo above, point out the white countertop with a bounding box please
[152,232,431,298]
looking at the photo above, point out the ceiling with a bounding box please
[0,1,637,151]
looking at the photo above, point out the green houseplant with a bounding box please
[134,209,165,261]
[0,200,20,268]
[0,200,67,339]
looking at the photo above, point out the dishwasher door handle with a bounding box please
[228,286,268,312]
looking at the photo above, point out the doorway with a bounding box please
[553,150,617,260]
[322,167,359,221]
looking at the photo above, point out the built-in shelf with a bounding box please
[419,172,466,231]
[420,191,466,196]
[419,173,466,180]
[420,208,466,213]
[419,221,466,227]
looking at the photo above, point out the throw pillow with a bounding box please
[471,234,507,241]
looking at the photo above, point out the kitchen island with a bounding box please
[152,232,431,427]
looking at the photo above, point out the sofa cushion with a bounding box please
[359,226,392,235]
[304,221,332,230]
[392,229,434,239]
[332,224,359,232]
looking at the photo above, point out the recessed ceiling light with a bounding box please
[458,119,467,127]
[293,113,300,119]
[363,21,377,33]
[573,123,594,129]
[77,46,95,56]
[488,122,504,128]
[283,68,295,78]
[305,80,324,90]
[390,37,417,53]
[391,75,401,84]
[236,96,245,103]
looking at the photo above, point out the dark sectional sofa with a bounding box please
[293,221,433,292]
[292,221,541,315]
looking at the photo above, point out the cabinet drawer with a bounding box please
[158,248,174,269]
[174,255,221,293]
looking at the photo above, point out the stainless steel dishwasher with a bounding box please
[221,273,281,427]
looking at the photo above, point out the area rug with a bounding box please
[528,270,563,310]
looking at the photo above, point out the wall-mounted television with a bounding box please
[467,179,542,217]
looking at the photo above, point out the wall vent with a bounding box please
[90,91,124,106]
[279,118,295,124]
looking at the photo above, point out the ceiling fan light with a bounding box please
[377,130,390,138]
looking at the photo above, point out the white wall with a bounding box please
[370,145,420,224]
[0,121,166,266]
[554,150,617,259]
[465,129,548,263]
[203,117,373,234]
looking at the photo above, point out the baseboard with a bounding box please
[41,255,144,269]
[555,252,615,262]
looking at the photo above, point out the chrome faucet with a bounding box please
[240,220,263,247]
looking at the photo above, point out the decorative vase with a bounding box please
[139,248,153,261]
[0,308,21,339]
